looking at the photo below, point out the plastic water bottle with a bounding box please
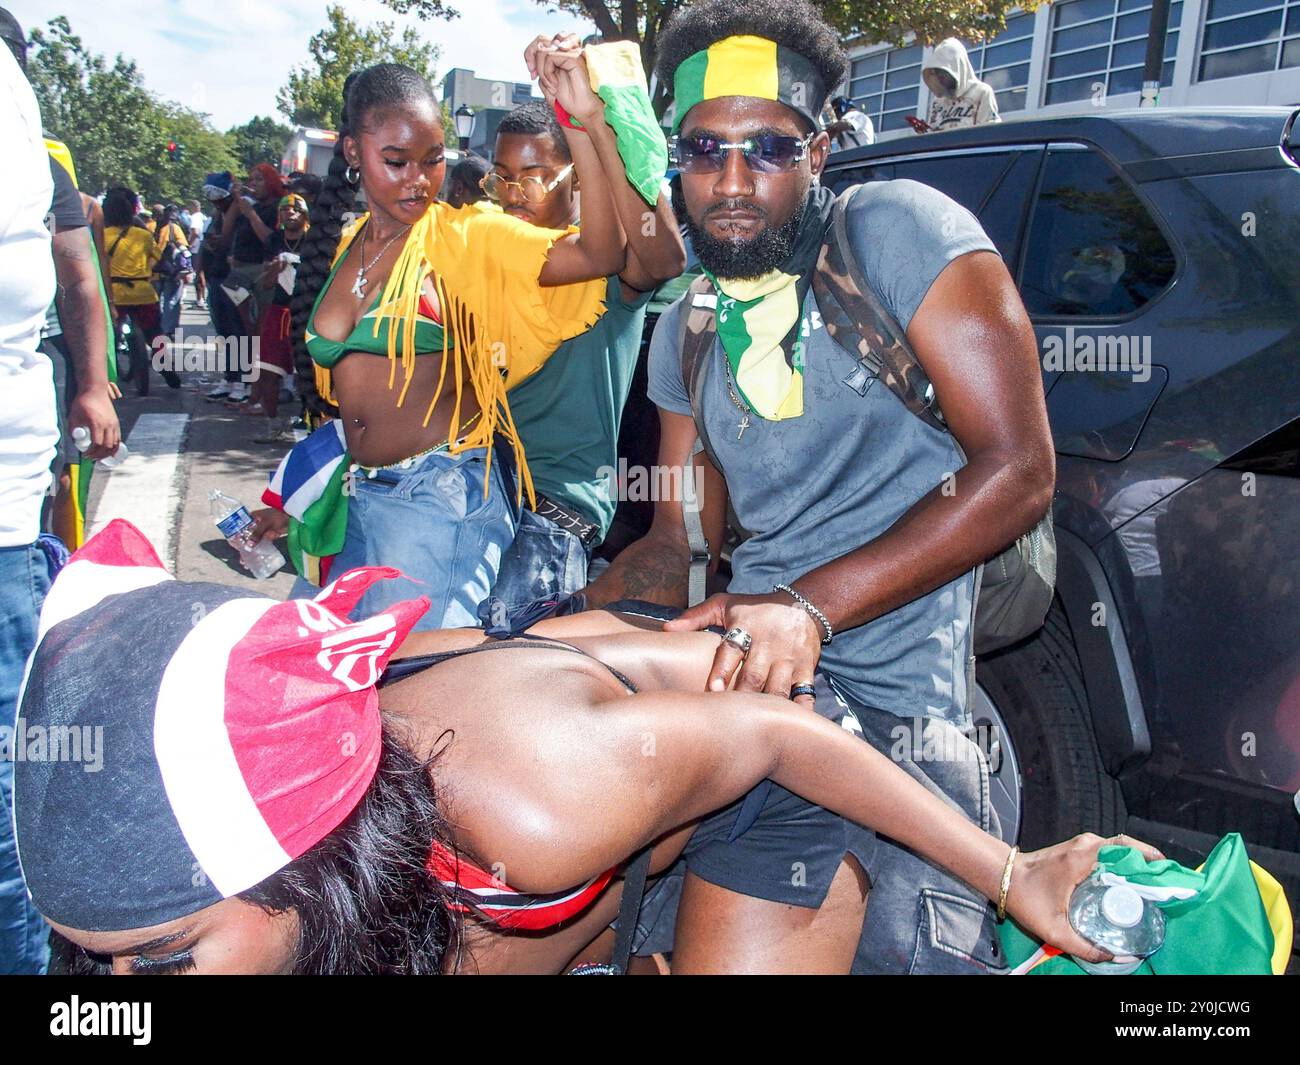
[71,426,129,469]
[209,489,284,580]
[1068,873,1166,975]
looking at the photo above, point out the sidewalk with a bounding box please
[86,288,299,597]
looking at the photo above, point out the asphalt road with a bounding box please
[86,287,299,598]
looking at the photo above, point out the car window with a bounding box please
[977,148,1043,267]
[1021,148,1176,318]
[887,151,1017,215]
[824,161,895,195]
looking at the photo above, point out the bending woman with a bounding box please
[271,44,642,629]
[18,521,1157,975]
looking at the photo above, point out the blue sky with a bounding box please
[14,0,596,130]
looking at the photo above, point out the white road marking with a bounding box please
[87,413,190,569]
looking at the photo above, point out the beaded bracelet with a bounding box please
[773,583,833,645]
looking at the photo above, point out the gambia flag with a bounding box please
[262,420,350,585]
[1002,833,1293,975]
[581,41,667,208]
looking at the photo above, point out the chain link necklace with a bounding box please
[350,221,412,299]
[722,359,753,440]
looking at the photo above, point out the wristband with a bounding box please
[553,100,586,132]
[773,583,833,645]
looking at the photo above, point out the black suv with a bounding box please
[818,107,1300,902]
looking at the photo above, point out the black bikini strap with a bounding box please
[381,636,638,693]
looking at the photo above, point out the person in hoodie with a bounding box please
[923,38,1001,131]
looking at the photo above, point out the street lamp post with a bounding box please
[454,105,476,152]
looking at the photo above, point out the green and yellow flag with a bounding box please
[1002,833,1293,975]
[582,41,667,208]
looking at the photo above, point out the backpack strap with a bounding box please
[677,274,722,607]
[812,187,947,433]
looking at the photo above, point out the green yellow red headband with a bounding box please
[671,35,827,133]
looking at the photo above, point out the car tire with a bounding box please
[976,600,1126,850]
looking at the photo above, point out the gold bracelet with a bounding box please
[996,845,1019,922]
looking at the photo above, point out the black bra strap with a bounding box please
[381,636,639,693]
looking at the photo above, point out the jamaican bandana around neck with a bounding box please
[671,34,828,133]
[704,184,834,421]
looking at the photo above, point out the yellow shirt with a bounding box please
[106,225,161,305]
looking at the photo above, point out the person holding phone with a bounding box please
[240,193,310,442]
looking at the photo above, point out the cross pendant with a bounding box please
[350,272,368,299]
[737,414,750,440]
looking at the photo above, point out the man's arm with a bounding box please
[53,225,120,459]
[791,250,1053,628]
[583,406,728,609]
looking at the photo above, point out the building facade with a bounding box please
[440,68,540,157]
[844,0,1300,140]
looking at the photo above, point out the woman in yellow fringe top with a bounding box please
[271,38,668,630]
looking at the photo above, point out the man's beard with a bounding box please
[686,195,807,280]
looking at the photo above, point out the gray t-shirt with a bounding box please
[647,180,998,723]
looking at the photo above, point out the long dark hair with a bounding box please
[49,721,465,975]
[289,63,440,419]
[102,187,140,230]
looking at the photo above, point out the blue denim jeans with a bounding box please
[291,446,517,631]
[0,543,51,974]
[157,276,185,339]
[491,508,592,610]
[837,685,1008,974]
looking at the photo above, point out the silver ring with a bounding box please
[789,683,817,701]
[722,626,752,655]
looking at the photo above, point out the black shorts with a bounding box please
[628,680,879,957]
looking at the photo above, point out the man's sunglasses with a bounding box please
[480,163,575,204]
[670,133,814,174]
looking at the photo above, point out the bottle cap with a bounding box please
[1101,884,1145,928]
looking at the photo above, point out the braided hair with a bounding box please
[289,64,440,418]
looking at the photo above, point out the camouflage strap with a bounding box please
[812,188,947,433]
[678,273,721,606]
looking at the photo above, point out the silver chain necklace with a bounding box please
[723,360,753,440]
[350,221,412,299]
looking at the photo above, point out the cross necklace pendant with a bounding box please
[723,360,754,441]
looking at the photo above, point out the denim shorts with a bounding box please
[492,508,592,610]
[292,445,517,631]
[627,675,1008,974]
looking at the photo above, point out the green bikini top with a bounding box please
[305,224,449,368]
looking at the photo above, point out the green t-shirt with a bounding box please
[507,275,651,540]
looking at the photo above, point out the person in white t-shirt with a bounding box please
[825,95,875,150]
[0,27,59,975]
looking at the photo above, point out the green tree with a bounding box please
[27,15,237,202]
[277,5,443,129]
[383,0,1046,116]
[228,115,294,172]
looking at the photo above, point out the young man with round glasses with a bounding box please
[585,0,1056,973]
[485,101,686,608]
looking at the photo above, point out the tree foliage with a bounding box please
[383,0,1046,115]
[276,4,443,129]
[27,15,238,202]
[228,115,295,173]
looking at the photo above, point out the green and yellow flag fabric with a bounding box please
[1002,833,1293,975]
[581,41,667,208]
[670,34,828,133]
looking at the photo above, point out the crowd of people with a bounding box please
[0,0,1155,977]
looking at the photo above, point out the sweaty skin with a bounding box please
[50,611,1159,975]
